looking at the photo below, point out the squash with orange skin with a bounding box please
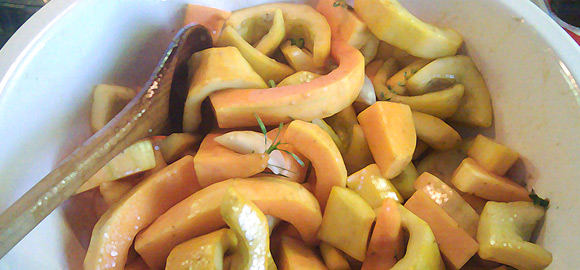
[283,120,347,209]
[134,177,322,270]
[194,132,270,187]
[83,156,201,270]
[209,40,365,128]
[266,126,310,183]
[362,198,404,270]
[316,0,373,50]
[183,4,231,43]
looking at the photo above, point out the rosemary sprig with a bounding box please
[290,38,305,49]
[268,79,276,88]
[529,190,550,208]
[333,0,354,10]
[254,113,305,167]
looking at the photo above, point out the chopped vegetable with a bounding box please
[412,110,462,151]
[467,134,520,176]
[279,236,328,270]
[362,198,404,270]
[346,164,403,207]
[165,228,237,270]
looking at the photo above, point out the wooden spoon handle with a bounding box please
[0,24,212,258]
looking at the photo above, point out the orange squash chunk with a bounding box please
[194,132,269,187]
[452,158,531,202]
[357,102,416,178]
[83,156,201,270]
[362,198,404,270]
[134,177,322,269]
[404,190,479,269]
[209,40,364,128]
[279,236,328,270]
[183,4,231,43]
[316,0,372,49]
[284,120,347,209]
[467,134,519,176]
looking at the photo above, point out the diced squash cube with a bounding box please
[357,102,416,178]
[76,140,156,194]
[279,236,328,270]
[390,162,418,200]
[404,190,479,269]
[467,134,519,176]
[194,132,269,187]
[414,172,479,238]
[477,201,552,270]
[362,199,404,270]
[452,158,531,202]
[317,186,376,261]
[165,228,237,270]
[320,242,351,270]
[346,164,403,207]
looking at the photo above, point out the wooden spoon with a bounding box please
[0,23,212,258]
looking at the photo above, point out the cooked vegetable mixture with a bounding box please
[80,1,552,269]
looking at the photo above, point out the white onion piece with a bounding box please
[355,75,377,105]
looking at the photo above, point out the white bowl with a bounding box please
[1,0,579,269]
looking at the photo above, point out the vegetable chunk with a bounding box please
[279,236,328,270]
[362,198,404,270]
[357,101,416,178]
[477,201,552,270]
[468,134,519,176]
[317,186,375,261]
[346,164,403,207]
[165,228,237,270]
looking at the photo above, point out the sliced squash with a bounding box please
[354,0,462,59]
[406,56,493,127]
[266,126,310,183]
[390,84,465,119]
[371,58,398,101]
[284,120,347,209]
[386,59,431,95]
[90,84,136,133]
[84,156,201,270]
[404,190,479,269]
[254,9,286,56]
[226,3,331,67]
[279,236,327,270]
[362,198,404,270]
[412,110,462,151]
[76,139,156,194]
[316,0,373,49]
[183,4,231,43]
[413,139,429,160]
[360,35,379,64]
[165,228,237,270]
[317,186,375,261]
[467,134,519,176]
[357,102,416,178]
[365,59,384,80]
[320,242,351,270]
[280,41,326,74]
[452,158,531,202]
[278,71,322,86]
[194,132,270,187]
[390,162,418,200]
[159,133,201,164]
[183,46,267,132]
[346,164,403,207]
[209,40,364,128]
[134,177,322,269]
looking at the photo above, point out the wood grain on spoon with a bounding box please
[0,24,212,259]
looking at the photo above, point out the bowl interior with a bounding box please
[0,0,579,268]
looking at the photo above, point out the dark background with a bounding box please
[0,0,46,48]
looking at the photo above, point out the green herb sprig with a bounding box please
[290,38,305,49]
[268,79,276,88]
[255,113,305,167]
[529,191,550,208]
[333,0,354,10]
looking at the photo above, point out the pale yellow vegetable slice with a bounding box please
[354,0,462,59]
[165,228,238,270]
[312,118,346,154]
[218,26,295,83]
[343,124,374,175]
[183,46,267,132]
[76,140,156,194]
[226,3,331,67]
[280,41,325,74]
[390,84,464,119]
[413,139,429,160]
[372,58,398,101]
[360,35,379,64]
[254,9,286,56]
[412,111,462,151]
[407,55,493,127]
[278,71,322,86]
[160,133,201,164]
[467,134,519,176]
[390,162,418,200]
[320,242,351,270]
[391,205,445,270]
[346,164,403,207]
[91,84,136,133]
[317,186,375,261]
[477,201,552,270]
[386,59,431,95]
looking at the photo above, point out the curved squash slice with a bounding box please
[386,59,431,95]
[194,132,270,187]
[165,228,237,270]
[412,111,462,151]
[281,41,326,74]
[390,84,464,119]
[183,46,267,132]
[278,71,322,86]
[360,35,379,64]
[221,188,271,270]
[254,9,286,56]
[354,0,463,59]
[362,198,404,270]
[316,0,372,50]
[134,177,322,270]
[210,40,365,128]
[217,26,293,84]
[406,55,493,127]
[226,3,331,67]
[284,120,347,209]
[84,156,201,270]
